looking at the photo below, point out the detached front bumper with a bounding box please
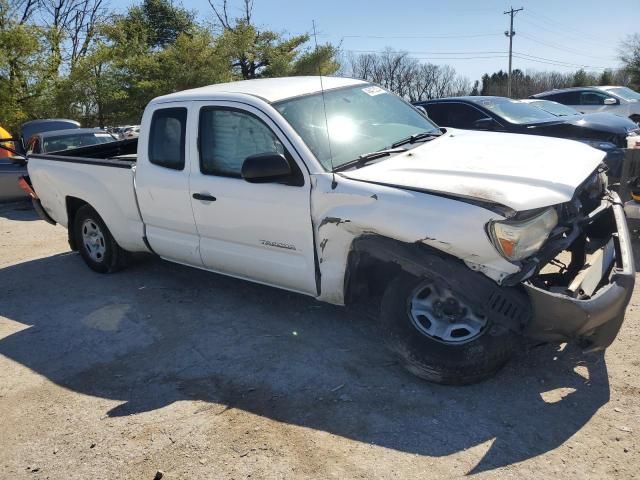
[524,193,635,351]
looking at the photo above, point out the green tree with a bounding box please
[469,80,480,96]
[156,30,232,92]
[573,69,589,86]
[599,69,614,86]
[54,43,127,127]
[78,0,225,125]
[289,44,341,76]
[209,1,340,79]
[118,0,196,49]
[0,8,51,131]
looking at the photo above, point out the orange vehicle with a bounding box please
[0,125,27,202]
[0,125,15,158]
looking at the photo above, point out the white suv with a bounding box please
[531,86,640,123]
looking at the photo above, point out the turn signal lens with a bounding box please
[489,207,558,261]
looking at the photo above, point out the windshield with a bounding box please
[475,98,558,124]
[274,84,439,170]
[43,132,116,152]
[605,87,640,101]
[527,99,580,117]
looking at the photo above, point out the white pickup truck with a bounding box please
[21,77,635,385]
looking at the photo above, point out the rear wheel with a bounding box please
[380,271,517,385]
[74,205,128,273]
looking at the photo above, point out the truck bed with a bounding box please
[43,137,138,161]
[27,138,149,253]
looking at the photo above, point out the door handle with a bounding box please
[193,192,217,202]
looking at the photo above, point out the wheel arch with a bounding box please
[343,233,532,333]
[65,196,90,250]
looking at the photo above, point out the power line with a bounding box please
[525,8,612,45]
[340,33,503,39]
[343,50,508,61]
[518,16,616,53]
[512,53,615,71]
[342,48,618,72]
[518,32,618,61]
[514,51,617,69]
[504,6,524,98]
[346,49,507,55]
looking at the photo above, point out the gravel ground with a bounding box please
[0,201,639,479]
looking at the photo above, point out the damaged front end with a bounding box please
[504,169,635,351]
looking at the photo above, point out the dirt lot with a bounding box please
[0,201,639,479]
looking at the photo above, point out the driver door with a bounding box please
[188,101,317,295]
[578,91,617,114]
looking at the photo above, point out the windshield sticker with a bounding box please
[362,86,386,96]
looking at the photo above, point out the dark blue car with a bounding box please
[415,96,639,181]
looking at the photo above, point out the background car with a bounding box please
[122,125,140,139]
[415,96,629,180]
[530,86,640,123]
[19,119,80,154]
[110,125,134,139]
[521,98,639,143]
[25,128,118,154]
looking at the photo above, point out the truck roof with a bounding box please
[152,76,367,104]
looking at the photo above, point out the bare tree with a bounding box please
[1,0,40,27]
[31,0,105,72]
[68,0,104,67]
[207,0,252,29]
[344,49,470,101]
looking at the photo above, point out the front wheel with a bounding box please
[380,271,517,385]
[74,205,128,273]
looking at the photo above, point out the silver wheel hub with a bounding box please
[81,219,106,262]
[408,282,487,344]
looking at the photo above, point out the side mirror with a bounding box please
[472,117,500,130]
[241,152,292,183]
[414,105,428,116]
[604,97,618,105]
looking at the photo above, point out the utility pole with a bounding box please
[504,6,523,98]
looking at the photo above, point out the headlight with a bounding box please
[488,207,558,261]
[581,140,617,151]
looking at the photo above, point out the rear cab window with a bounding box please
[148,107,187,170]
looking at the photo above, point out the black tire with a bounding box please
[73,205,128,273]
[380,271,517,385]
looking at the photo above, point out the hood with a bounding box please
[341,129,605,212]
[562,112,639,134]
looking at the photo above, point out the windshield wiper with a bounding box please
[333,147,407,172]
[391,130,442,148]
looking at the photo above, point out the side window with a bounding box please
[148,107,187,170]
[423,104,448,126]
[199,108,285,178]
[580,91,609,106]
[544,92,580,105]
[451,104,488,128]
[428,103,488,129]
